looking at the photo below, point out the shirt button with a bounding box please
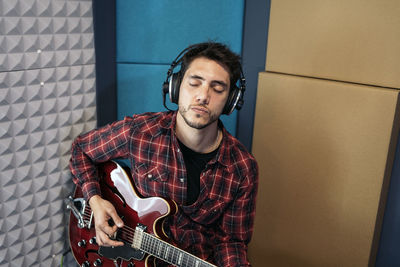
[177,148,180,153]
[147,174,152,178]
[180,178,184,183]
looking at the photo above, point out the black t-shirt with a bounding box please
[177,139,219,205]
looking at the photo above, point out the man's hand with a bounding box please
[89,195,125,247]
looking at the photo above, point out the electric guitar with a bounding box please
[67,161,217,267]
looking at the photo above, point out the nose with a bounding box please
[195,85,210,105]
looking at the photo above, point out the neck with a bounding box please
[175,115,221,154]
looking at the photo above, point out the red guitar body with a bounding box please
[68,161,177,267]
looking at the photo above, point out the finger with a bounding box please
[107,237,124,247]
[95,230,108,246]
[96,230,124,247]
[100,222,119,236]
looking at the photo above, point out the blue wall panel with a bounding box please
[117,64,170,115]
[239,0,270,151]
[116,0,244,63]
[116,0,245,136]
[93,0,117,127]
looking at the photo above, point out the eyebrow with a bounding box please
[189,75,228,88]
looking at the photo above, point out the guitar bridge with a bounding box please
[65,196,89,229]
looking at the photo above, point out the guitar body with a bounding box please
[68,161,177,267]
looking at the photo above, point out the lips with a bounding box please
[191,105,209,114]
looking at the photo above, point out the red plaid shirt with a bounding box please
[70,111,258,266]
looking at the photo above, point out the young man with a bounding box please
[70,42,258,266]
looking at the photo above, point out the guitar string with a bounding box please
[81,209,137,244]
[81,212,136,239]
[80,209,184,263]
[80,207,215,267]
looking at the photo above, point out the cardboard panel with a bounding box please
[266,0,400,88]
[248,72,400,267]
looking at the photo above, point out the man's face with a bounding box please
[177,57,230,130]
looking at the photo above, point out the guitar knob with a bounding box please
[93,258,102,266]
[89,237,97,244]
[81,261,90,267]
[78,240,86,247]
[127,263,135,267]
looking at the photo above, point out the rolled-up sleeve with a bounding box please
[69,117,133,200]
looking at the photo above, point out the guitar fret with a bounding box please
[135,226,217,267]
[165,246,170,261]
[184,253,190,266]
[179,251,184,265]
[161,241,165,259]
[170,243,177,265]
[134,227,217,267]
[170,245,173,262]
[149,235,154,255]
[173,247,178,264]
[175,249,180,265]
[157,240,162,256]
[170,245,176,264]
[145,234,152,252]
[181,251,186,266]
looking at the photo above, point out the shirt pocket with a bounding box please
[132,162,170,198]
[133,162,169,182]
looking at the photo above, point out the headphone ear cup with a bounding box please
[223,86,240,115]
[169,72,182,104]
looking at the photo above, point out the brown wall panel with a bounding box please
[248,72,400,267]
[266,0,400,88]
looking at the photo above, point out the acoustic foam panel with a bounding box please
[265,0,400,88]
[0,0,96,266]
[0,65,97,267]
[117,63,237,135]
[248,72,400,267]
[0,0,95,72]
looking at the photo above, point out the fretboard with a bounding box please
[133,226,216,267]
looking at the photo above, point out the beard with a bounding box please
[178,104,219,129]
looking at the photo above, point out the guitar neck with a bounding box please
[78,200,216,266]
[137,231,216,267]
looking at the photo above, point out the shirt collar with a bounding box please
[160,111,231,168]
[159,110,177,131]
[213,125,230,168]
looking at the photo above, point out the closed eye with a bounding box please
[188,76,202,87]
[187,75,228,92]
[213,86,225,93]
[211,81,227,93]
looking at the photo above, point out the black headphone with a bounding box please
[162,44,246,115]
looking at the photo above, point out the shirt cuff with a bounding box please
[82,180,102,202]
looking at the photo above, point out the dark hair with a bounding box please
[178,42,242,91]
